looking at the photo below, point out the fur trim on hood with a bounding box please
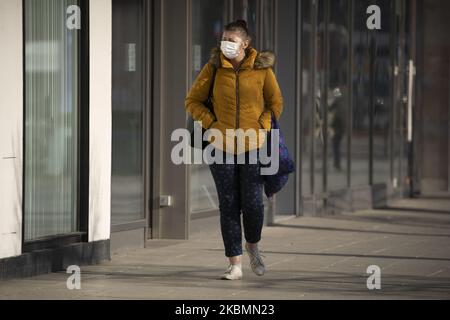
[209,46,275,69]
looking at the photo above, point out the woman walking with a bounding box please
[185,20,283,280]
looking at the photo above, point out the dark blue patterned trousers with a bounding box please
[209,148,265,258]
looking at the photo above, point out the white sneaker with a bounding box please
[220,264,243,280]
[245,243,266,276]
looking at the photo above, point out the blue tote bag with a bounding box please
[261,112,295,198]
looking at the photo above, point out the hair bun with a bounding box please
[236,19,248,29]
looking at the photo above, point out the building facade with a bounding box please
[1,0,449,279]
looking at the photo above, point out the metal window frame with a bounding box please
[347,0,354,188]
[311,0,329,201]
[389,0,396,188]
[368,28,376,186]
[397,0,407,196]
[298,0,313,199]
[310,0,317,196]
[407,0,418,197]
[322,0,330,194]
[145,0,156,239]
[150,0,162,239]
[295,0,302,216]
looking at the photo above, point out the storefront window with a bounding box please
[301,0,313,196]
[314,0,325,194]
[191,0,227,79]
[24,0,80,240]
[189,0,227,214]
[233,0,257,46]
[111,0,145,224]
[351,0,371,187]
[372,0,393,185]
[189,0,277,215]
[327,0,349,191]
[261,0,275,51]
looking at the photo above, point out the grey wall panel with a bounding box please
[156,0,189,239]
[420,0,450,193]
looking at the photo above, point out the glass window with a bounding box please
[301,0,313,196]
[372,0,393,185]
[233,0,275,52]
[111,0,145,225]
[314,0,325,194]
[190,0,228,214]
[191,0,227,79]
[233,0,257,46]
[261,0,275,51]
[189,1,275,215]
[24,0,80,240]
[327,0,349,191]
[351,0,371,187]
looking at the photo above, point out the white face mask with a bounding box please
[221,40,241,59]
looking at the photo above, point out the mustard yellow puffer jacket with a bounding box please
[185,46,283,154]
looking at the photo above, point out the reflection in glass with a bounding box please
[327,0,349,191]
[233,0,257,44]
[111,0,145,224]
[24,0,80,240]
[351,0,371,187]
[301,0,312,196]
[233,0,274,52]
[314,0,325,194]
[190,0,227,213]
[261,0,275,51]
[372,0,393,185]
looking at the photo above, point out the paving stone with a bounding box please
[1,198,449,300]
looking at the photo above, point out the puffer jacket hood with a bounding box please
[185,46,284,154]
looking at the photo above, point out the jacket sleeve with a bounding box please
[185,62,216,129]
[261,67,284,122]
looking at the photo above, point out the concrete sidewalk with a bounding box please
[1,197,450,300]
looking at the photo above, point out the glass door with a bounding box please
[314,0,326,197]
[111,0,148,231]
[392,0,411,196]
[189,0,228,216]
[326,0,350,192]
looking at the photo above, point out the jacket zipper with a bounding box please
[235,69,240,129]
